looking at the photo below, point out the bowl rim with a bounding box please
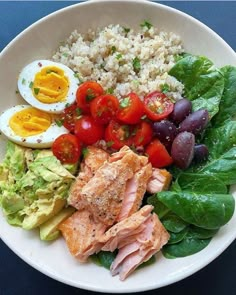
[0,0,236,293]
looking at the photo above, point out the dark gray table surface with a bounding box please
[0,1,236,295]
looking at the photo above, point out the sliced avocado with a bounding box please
[22,196,66,230]
[40,206,75,241]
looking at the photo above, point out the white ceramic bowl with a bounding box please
[0,1,236,293]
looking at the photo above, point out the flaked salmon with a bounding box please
[110,213,170,280]
[68,146,109,209]
[117,164,152,221]
[101,205,153,252]
[147,168,172,194]
[58,210,106,262]
[78,146,148,226]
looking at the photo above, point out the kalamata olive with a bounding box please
[169,98,192,125]
[194,144,209,162]
[171,131,195,169]
[179,109,209,135]
[153,120,177,150]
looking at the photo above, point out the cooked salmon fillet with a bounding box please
[58,210,107,262]
[78,146,149,226]
[146,168,172,194]
[68,146,109,209]
[110,213,170,280]
[101,205,153,252]
[117,163,152,221]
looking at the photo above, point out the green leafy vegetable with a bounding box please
[140,20,152,30]
[162,212,188,233]
[213,66,236,126]
[157,191,235,230]
[168,227,189,245]
[169,55,225,118]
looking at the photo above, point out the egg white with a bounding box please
[0,105,69,148]
[17,60,79,114]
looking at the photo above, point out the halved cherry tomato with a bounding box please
[132,121,153,147]
[61,102,82,132]
[52,134,81,164]
[116,92,145,124]
[90,94,119,125]
[76,81,104,114]
[145,139,173,168]
[74,115,105,145]
[144,91,174,121]
[104,120,133,150]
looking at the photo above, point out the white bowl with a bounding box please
[0,1,236,293]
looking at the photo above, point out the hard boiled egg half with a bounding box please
[0,105,69,148]
[17,60,79,114]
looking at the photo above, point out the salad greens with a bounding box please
[148,54,236,259]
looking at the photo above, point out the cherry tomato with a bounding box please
[74,115,105,145]
[61,103,82,132]
[116,92,145,124]
[52,134,81,164]
[90,94,119,125]
[144,91,174,121]
[145,139,173,168]
[76,81,104,114]
[104,120,133,150]
[132,121,153,147]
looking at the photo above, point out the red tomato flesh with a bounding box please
[61,103,82,132]
[52,134,81,164]
[132,121,153,147]
[105,120,133,150]
[144,91,174,121]
[145,139,173,168]
[74,115,105,145]
[90,94,119,125]
[117,92,145,124]
[76,81,104,114]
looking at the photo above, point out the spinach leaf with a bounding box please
[147,195,170,219]
[168,227,189,245]
[176,173,228,194]
[162,212,188,233]
[169,55,224,118]
[188,225,218,239]
[91,251,117,269]
[213,66,236,126]
[157,191,235,229]
[163,234,211,258]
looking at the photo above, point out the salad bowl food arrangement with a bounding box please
[0,0,236,293]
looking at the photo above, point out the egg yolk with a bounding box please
[9,107,52,137]
[32,66,69,104]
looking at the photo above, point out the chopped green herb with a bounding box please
[123,27,130,34]
[76,108,82,116]
[160,83,170,94]
[29,81,33,89]
[82,147,89,158]
[116,53,123,60]
[34,88,40,95]
[100,62,105,69]
[106,141,114,148]
[122,125,130,139]
[55,119,63,127]
[86,88,95,102]
[140,20,153,30]
[22,78,26,85]
[62,53,69,58]
[15,90,19,94]
[65,103,71,108]
[106,88,114,94]
[96,109,103,117]
[111,46,117,54]
[157,106,164,114]
[74,72,83,83]
[120,97,130,108]
[133,57,141,72]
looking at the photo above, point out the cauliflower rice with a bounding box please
[52,24,184,100]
